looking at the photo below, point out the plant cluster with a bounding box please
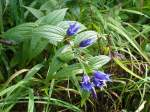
[0,0,150,112]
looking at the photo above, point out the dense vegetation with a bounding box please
[0,0,150,112]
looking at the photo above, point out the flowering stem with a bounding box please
[77,57,87,75]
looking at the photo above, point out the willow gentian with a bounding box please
[81,75,93,92]
[92,71,110,88]
[67,23,80,36]
[79,38,95,48]
[81,75,97,98]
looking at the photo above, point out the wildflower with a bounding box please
[81,75,97,98]
[93,78,107,88]
[81,75,93,92]
[67,23,80,36]
[79,38,95,48]
[92,71,110,88]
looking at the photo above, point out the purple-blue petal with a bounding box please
[81,82,93,92]
[81,75,93,92]
[79,38,95,48]
[93,71,110,81]
[93,78,105,88]
[67,23,80,36]
[82,75,90,83]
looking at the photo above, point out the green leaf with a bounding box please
[24,6,44,19]
[0,70,4,82]
[25,64,43,80]
[74,31,98,46]
[114,58,143,80]
[46,47,65,81]
[32,25,65,45]
[121,9,150,19]
[28,37,48,61]
[36,8,68,25]
[88,55,111,69]
[0,81,24,96]
[3,23,38,42]
[108,18,150,64]
[28,89,34,112]
[40,0,59,13]
[81,90,90,107]
[41,97,81,112]
[53,64,83,79]
[145,43,150,52]
[57,45,74,62]
[0,64,43,96]
[0,0,3,33]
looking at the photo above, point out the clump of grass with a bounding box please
[0,0,150,112]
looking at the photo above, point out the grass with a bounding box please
[0,0,150,112]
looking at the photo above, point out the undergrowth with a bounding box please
[0,0,150,112]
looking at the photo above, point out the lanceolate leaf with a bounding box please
[36,8,68,25]
[28,89,34,112]
[32,25,65,45]
[88,55,111,69]
[53,64,83,79]
[3,23,38,42]
[29,37,48,60]
[25,64,43,80]
[108,18,150,64]
[3,24,65,45]
[57,45,74,62]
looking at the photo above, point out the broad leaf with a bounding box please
[36,8,68,25]
[57,45,74,62]
[29,37,48,60]
[32,25,65,45]
[3,23,37,42]
[53,64,83,79]
[88,55,111,69]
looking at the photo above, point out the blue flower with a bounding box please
[79,38,95,48]
[67,23,80,36]
[92,71,110,88]
[93,71,110,81]
[93,78,106,88]
[81,75,97,98]
[81,75,93,92]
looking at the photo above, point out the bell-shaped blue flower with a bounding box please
[67,23,80,36]
[81,75,93,92]
[93,71,110,81]
[79,38,95,48]
[92,71,110,88]
[93,78,106,88]
[81,75,97,98]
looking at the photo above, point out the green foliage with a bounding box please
[0,0,150,112]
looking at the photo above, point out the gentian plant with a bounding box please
[79,38,96,48]
[81,71,111,98]
[65,22,111,100]
[67,22,80,36]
